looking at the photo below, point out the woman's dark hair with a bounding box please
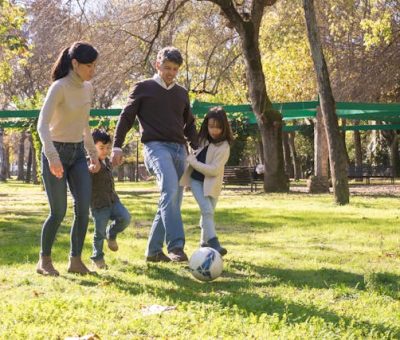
[92,128,111,144]
[198,106,234,145]
[51,41,98,81]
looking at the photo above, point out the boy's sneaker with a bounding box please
[146,251,171,263]
[107,238,118,252]
[168,248,188,262]
[92,258,108,270]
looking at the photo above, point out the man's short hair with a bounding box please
[92,128,111,144]
[156,46,183,66]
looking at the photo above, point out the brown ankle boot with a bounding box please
[36,255,59,276]
[67,256,94,275]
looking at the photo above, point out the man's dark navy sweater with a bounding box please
[114,79,198,149]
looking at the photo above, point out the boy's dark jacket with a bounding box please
[89,157,119,209]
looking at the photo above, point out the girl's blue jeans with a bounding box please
[190,178,218,244]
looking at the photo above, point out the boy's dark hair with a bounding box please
[51,41,98,81]
[198,106,234,145]
[92,128,111,144]
[156,46,183,66]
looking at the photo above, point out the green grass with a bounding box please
[0,180,400,339]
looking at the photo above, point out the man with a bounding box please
[111,46,198,262]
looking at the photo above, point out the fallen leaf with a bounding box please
[64,334,100,340]
[141,304,176,316]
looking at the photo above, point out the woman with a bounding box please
[37,41,100,276]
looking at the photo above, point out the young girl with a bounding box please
[181,107,233,256]
[36,42,100,276]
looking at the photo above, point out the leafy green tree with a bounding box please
[0,0,29,182]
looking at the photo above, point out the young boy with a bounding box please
[90,129,131,269]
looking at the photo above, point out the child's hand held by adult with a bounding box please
[111,149,123,166]
[89,158,101,173]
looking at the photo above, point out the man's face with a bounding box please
[156,60,180,86]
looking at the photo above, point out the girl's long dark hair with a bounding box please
[51,41,98,81]
[198,106,234,145]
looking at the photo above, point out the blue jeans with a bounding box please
[143,141,186,256]
[90,201,131,260]
[40,142,91,257]
[190,178,218,244]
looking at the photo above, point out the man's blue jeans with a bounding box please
[90,201,131,260]
[190,178,218,244]
[40,142,91,257]
[143,141,186,256]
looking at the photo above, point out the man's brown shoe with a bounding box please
[36,255,59,276]
[168,248,188,262]
[146,251,171,263]
[67,256,94,275]
[107,238,118,252]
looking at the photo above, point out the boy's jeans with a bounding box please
[143,141,186,257]
[91,201,131,260]
[190,178,218,244]
[41,142,91,257]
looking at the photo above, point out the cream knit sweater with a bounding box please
[37,71,97,163]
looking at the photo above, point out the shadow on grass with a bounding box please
[0,202,396,266]
[0,216,76,265]
[184,207,394,235]
[227,260,366,289]
[104,262,399,338]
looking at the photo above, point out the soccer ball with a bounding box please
[189,247,223,282]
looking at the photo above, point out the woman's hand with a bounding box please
[49,159,64,179]
[89,158,101,173]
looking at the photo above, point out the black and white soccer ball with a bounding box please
[189,247,223,282]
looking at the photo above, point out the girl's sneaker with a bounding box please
[207,237,228,256]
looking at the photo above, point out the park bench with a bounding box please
[223,166,263,192]
[250,171,264,192]
[348,165,394,184]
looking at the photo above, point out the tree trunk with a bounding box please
[5,142,10,179]
[210,0,287,192]
[26,143,33,183]
[308,107,329,193]
[257,139,264,164]
[353,121,363,182]
[288,132,300,180]
[117,166,124,182]
[30,126,41,184]
[390,135,399,177]
[0,128,7,182]
[31,140,38,184]
[303,0,349,204]
[17,130,26,181]
[241,28,288,192]
[341,119,350,165]
[282,132,293,178]
[128,162,135,181]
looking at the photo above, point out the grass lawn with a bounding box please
[0,180,399,339]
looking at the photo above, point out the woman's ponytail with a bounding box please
[51,47,71,82]
[50,42,98,82]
